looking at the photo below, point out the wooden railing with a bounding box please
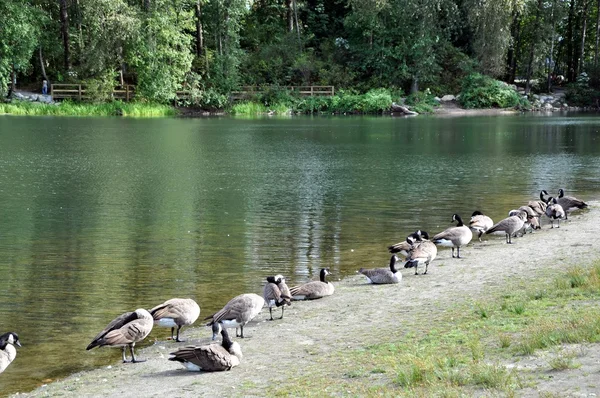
[50,84,335,102]
[230,85,335,100]
[50,84,136,101]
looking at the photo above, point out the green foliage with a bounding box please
[130,8,194,103]
[459,73,525,109]
[0,0,40,96]
[83,72,119,103]
[565,73,600,107]
[0,100,176,117]
[181,73,229,109]
[405,90,439,114]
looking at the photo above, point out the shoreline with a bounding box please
[13,201,600,397]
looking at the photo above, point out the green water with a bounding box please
[0,114,599,395]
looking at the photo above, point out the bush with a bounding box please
[459,73,523,109]
[565,72,600,107]
[405,90,439,114]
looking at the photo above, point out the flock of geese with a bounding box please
[0,189,588,378]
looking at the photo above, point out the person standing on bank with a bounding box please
[42,80,48,95]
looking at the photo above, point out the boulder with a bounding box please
[391,102,418,116]
[441,94,455,102]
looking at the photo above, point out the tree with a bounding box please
[130,1,194,102]
[0,0,40,96]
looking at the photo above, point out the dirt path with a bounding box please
[434,101,520,116]
[15,202,599,397]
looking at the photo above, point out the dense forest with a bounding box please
[0,0,598,106]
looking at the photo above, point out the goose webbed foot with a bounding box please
[129,345,146,363]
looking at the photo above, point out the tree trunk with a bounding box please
[410,76,418,94]
[74,0,83,52]
[286,0,293,32]
[293,0,301,49]
[195,0,204,57]
[506,9,521,83]
[525,0,544,94]
[566,0,576,81]
[59,0,70,71]
[595,0,600,66]
[39,47,48,82]
[547,0,556,92]
[10,62,16,95]
[579,0,589,73]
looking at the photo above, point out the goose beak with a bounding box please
[15,340,22,347]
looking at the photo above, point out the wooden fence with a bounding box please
[230,85,335,100]
[50,84,335,102]
[50,84,136,101]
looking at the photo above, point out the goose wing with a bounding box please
[387,240,412,255]
[263,283,282,302]
[208,294,264,324]
[358,268,393,284]
[87,311,152,349]
[169,344,236,371]
[290,281,334,299]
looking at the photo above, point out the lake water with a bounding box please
[0,113,599,395]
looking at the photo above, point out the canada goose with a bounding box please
[557,189,588,219]
[169,327,242,372]
[289,268,335,300]
[149,298,201,342]
[508,207,540,234]
[527,190,548,217]
[469,211,494,242]
[0,332,21,374]
[545,197,566,228]
[432,214,473,258]
[358,255,402,284]
[404,236,438,275]
[205,293,265,340]
[263,275,292,320]
[86,308,154,363]
[486,211,527,244]
[387,231,425,256]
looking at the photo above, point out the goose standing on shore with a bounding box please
[86,308,154,363]
[557,189,588,219]
[289,268,335,300]
[486,211,527,244]
[263,275,292,320]
[404,233,438,275]
[358,255,402,284]
[432,214,473,258]
[469,211,494,242]
[205,293,265,339]
[545,197,566,228]
[0,332,21,374]
[169,328,242,372]
[149,298,201,342]
[527,190,548,217]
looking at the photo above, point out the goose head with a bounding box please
[0,332,21,349]
[451,214,464,226]
[416,230,430,240]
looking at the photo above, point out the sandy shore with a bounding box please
[13,201,599,397]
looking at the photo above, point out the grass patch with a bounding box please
[268,262,600,397]
[0,100,177,117]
